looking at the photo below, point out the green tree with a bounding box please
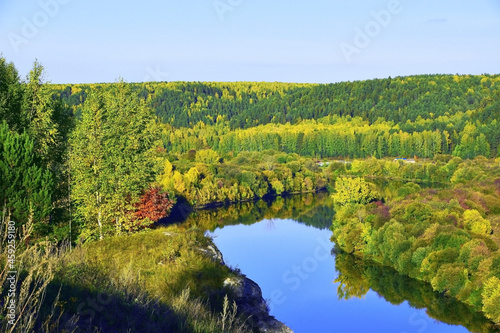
[332,177,380,206]
[474,133,490,157]
[463,209,492,235]
[102,81,161,233]
[0,122,53,227]
[70,82,160,240]
[431,264,469,296]
[271,179,285,195]
[195,149,220,164]
[21,60,59,166]
[0,57,23,131]
[69,89,107,240]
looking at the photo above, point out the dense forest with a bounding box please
[52,76,500,130]
[1,55,500,331]
[51,75,500,159]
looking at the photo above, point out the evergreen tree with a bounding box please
[0,57,23,131]
[0,122,53,227]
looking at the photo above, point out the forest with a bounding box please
[1,55,500,331]
[51,75,500,159]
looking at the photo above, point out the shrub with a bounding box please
[126,187,175,232]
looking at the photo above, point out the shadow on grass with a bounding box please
[41,279,188,333]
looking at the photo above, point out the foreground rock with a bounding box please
[223,276,293,333]
[199,240,293,332]
[198,243,225,265]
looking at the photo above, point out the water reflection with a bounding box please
[334,251,498,333]
[175,193,497,332]
[179,192,335,231]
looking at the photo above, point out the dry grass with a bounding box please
[0,215,79,333]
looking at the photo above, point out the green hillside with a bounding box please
[52,74,500,159]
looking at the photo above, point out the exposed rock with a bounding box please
[198,244,225,265]
[223,276,293,333]
[197,242,292,332]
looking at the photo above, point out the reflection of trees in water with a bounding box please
[334,251,498,333]
[172,190,499,332]
[296,204,335,230]
[181,192,335,231]
[266,219,276,231]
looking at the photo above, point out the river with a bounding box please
[177,193,497,333]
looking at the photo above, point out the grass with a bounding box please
[1,224,253,332]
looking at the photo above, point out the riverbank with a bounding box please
[0,225,291,332]
[330,158,500,326]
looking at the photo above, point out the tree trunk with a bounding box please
[97,208,103,240]
[96,192,103,240]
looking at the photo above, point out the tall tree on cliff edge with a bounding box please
[70,81,161,241]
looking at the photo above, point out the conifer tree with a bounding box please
[0,57,23,131]
[0,122,53,227]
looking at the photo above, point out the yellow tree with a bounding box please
[331,177,380,206]
[482,277,500,324]
[463,209,492,235]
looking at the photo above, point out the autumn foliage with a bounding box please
[127,187,175,232]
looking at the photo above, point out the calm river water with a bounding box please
[180,193,496,333]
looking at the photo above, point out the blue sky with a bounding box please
[1,0,499,84]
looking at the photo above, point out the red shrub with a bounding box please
[134,186,175,223]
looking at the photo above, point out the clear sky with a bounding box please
[1,0,499,84]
